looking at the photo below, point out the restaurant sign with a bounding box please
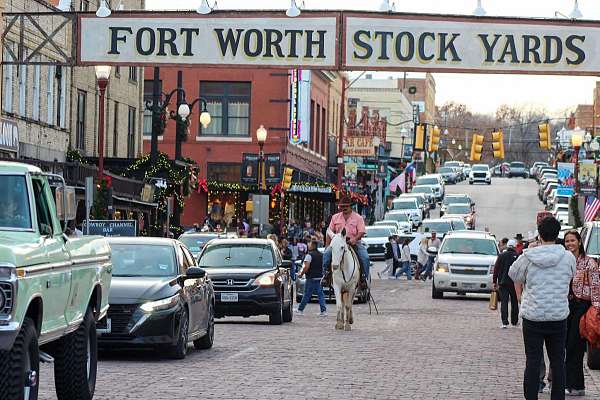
[344,136,375,157]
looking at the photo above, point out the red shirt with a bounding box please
[515,242,524,255]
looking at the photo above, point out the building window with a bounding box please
[207,163,241,182]
[199,81,250,136]
[18,56,27,117]
[310,100,315,150]
[127,106,136,158]
[113,102,119,156]
[321,107,327,155]
[56,66,67,128]
[143,79,162,137]
[115,66,120,78]
[46,65,55,125]
[76,90,86,151]
[128,67,137,82]
[80,0,89,11]
[32,62,41,120]
[316,103,321,154]
[2,43,14,113]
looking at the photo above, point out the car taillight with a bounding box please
[253,272,276,287]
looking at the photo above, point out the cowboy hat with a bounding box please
[514,233,524,240]
[338,194,353,206]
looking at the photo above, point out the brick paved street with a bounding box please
[37,271,600,399]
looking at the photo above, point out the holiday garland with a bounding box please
[66,147,88,165]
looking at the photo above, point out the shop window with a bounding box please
[199,81,250,137]
[207,163,241,183]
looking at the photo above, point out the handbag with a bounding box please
[580,307,600,347]
[489,290,498,311]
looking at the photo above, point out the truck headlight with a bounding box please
[436,263,450,273]
[140,294,180,313]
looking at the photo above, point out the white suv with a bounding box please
[469,164,491,185]
[390,198,422,227]
[415,174,445,201]
[431,231,499,298]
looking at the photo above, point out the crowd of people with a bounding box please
[492,217,600,399]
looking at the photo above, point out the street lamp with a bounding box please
[94,65,111,180]
[473,0,486,16]
[286,0,301,17]
[95,0,111,17]
[197,0,216,14]
[400,128,408,161]
[452,138,456,145]
[572,132,583,194]
[256,125,268,193]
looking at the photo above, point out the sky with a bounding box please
[145,0,600,115]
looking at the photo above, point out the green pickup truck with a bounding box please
[0,162,112,400]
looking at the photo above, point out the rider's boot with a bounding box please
[321,266,332,287]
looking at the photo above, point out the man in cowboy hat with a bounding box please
[321,194,370,288]
[515,233,525,255]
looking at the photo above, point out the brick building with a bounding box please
[143,67,346,228]
[574,104,594,133]
[402,73,437,125]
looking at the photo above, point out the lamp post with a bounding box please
[256,125,268,194]
[572,132,584,194]
[400,127,408,162]
[94,65,111,180]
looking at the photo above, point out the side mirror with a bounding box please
[184,266,206,280]
[427,246,438,255]
[281,260,292,269]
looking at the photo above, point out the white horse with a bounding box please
[330,229,360,331]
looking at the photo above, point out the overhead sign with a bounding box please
[84,220,137,237]
[264,153,282,185]
[74,11,600,75]
[78,14,338,68]
[344,15,599,75]
[345,136,375,157]
[241,153,259,184]
[0,119,19,153]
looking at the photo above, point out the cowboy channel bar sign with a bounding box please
[78,11,600,75]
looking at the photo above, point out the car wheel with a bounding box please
[168,308,189,359]
[53,307,97,400]
[269,299,283,325]
[487,181,491,185]
[432,281,444,299]
[194,303,214,350]
[587,342,600,370]
[283,290,293,323]
[469,181,473,185]
[0,317,39,400]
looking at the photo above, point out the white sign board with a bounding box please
[344,15,600,75]
[78,14,339,68]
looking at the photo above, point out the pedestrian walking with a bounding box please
[395,238,412,280]
[515,233,525,255]
[421,231,441,281]
[493,239,520,328]
[415,236,429,280]
[564,230,600,396]
[498,237,509,253]
[379,235,398,279]
[296,240,327,316]
[509,217,576,400]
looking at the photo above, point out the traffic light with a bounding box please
[538,122,551,150]
[282,167,294,190]
[492,130,505,159]
[414,124,426,151]
[428,126,441,153]
[470,134,484,161]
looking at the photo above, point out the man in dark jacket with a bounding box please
[493,239,520,328]
[296,240,327,316]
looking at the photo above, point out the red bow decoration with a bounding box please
[197,179,208,193]
[102,175,112,189]
[271,183,282,196]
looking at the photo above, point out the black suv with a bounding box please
[198,239,294,325]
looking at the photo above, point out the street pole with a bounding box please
[150,67,160,163]
[173,70,184,228]
[97,78,108,180]
[337,77,347,190]
[574,145,581,194]
[258,142,265,194]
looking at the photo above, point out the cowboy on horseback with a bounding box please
[322,194,370,289]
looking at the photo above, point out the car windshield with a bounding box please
[443,196,470,205]
[557,197,570,204]
[366,227,392,237]
[179,235,219,253]
[111,244,177,277]
[472,165,489,172]
[393,201,417,210]
[423,221,452,234]
[510,162,525,168]
[439,167,454,173]
[416,177,438,185]
[441,238,498,255]
[449,219,467,230]
[445,162,460,167]
[385,213,410,222]
[447,205,472,214]
[412,187,433,194]
[375,222,396,228]
[0,175,32,230]
[198,244,274,268]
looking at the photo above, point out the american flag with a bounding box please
[584,196,600,222]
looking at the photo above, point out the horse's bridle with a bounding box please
[337,243,356,284]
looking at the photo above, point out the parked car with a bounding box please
[442,204,476,230]
[415,174,445,201]
[179,232,234,259]
[440,194,473,216]
[421,218,454,239]
[411,185,436,209]
[99,237,215,359]
[530,161,549,179]
[0,163,112,399]
[538,179,558,201]
[198,239,294,325]
[391,198,423,227]
[431,231,499,298]
[374,220,411,234]
[469,164,491,184]
[508,161,529,178]
[384,212,414,231]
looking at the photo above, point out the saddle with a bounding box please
[321,244,365,288]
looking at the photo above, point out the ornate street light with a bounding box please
[256,126,268,194]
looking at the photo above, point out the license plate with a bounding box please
[221,293,239,302]
[97,318,111,334]
[461,283,475,289]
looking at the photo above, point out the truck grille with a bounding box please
[450,265,489,276]
[107,304,139,334]
[367,244,385,254]
[212,279,254,292]
[0,282,13,314]
[474,173,487,178]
